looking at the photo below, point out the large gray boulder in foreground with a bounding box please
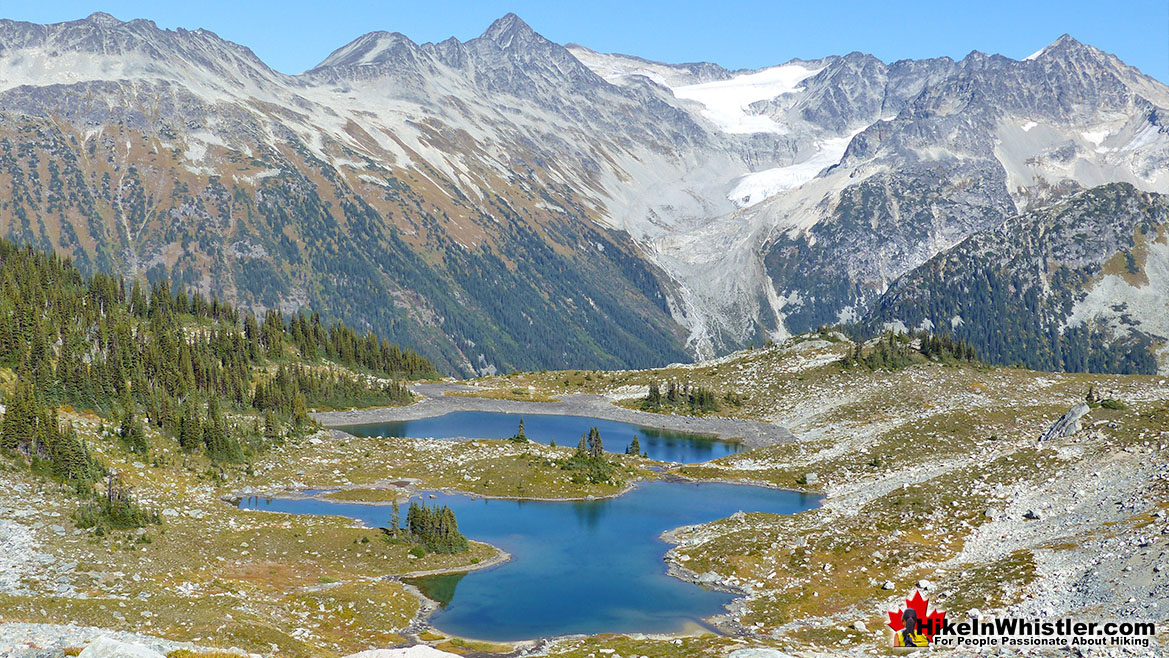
[1038,402,1090,442]
[77,637,165,658]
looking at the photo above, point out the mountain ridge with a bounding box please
[0,12,1166,373]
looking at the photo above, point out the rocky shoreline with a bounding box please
[313,383,795,450]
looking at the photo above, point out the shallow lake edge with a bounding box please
[231,476,821,645]
[311,383,795,450]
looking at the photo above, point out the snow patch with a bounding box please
[672,64,822,134]
[882,320,908,334]
[1081,130,1109,146]
[566,47,671,86]
[836,305,859,325]
[727,130,860,207]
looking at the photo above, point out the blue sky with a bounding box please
[3,0,1166,81]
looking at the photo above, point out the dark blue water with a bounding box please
[338,411,741,463]
[239,481,817,640]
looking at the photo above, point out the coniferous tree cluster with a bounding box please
[74,472,160,533]
[404,500,468,554]
[1,378,103,494]
[916,329,978,362]
[840,329,979,370]
[265,310,435,379]
[559,426,617,484]
[0,238,435,526]
[642,380,724,414]
[251,364,410,423]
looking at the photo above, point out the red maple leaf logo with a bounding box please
[887,590,946,641]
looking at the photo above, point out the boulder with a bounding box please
[729,650,795,658]
[852,620,868,632]
[344,648,461,658]
[1038,402,1090,442]
[78,637,165,658]
[882,580,895,590]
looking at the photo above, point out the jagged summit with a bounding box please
[1025,33,1106,62]
[479,12,543,49]
[308,13,559,74]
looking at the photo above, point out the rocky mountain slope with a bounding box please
[0,13,708,375]
[865,183,1169,373]
[1,13,1168,373]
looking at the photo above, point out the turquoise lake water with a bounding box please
[337,411,741,463]
[239,481,817,640]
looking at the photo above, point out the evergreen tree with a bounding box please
[627,434,641,456]
[178,399,202,453]
[645,381,661,410]
[511,417,528,442]
[263,411,281,443]
[587,426,604,459]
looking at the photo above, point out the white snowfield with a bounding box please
[727,131,861,207]
[671,63,822,134]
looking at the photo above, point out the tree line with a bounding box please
[0,238,435,528]
[839,328,979,370]
[642,381,737,415]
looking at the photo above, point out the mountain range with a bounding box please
[1,12,1166,374]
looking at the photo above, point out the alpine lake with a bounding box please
[239,411,817,641]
